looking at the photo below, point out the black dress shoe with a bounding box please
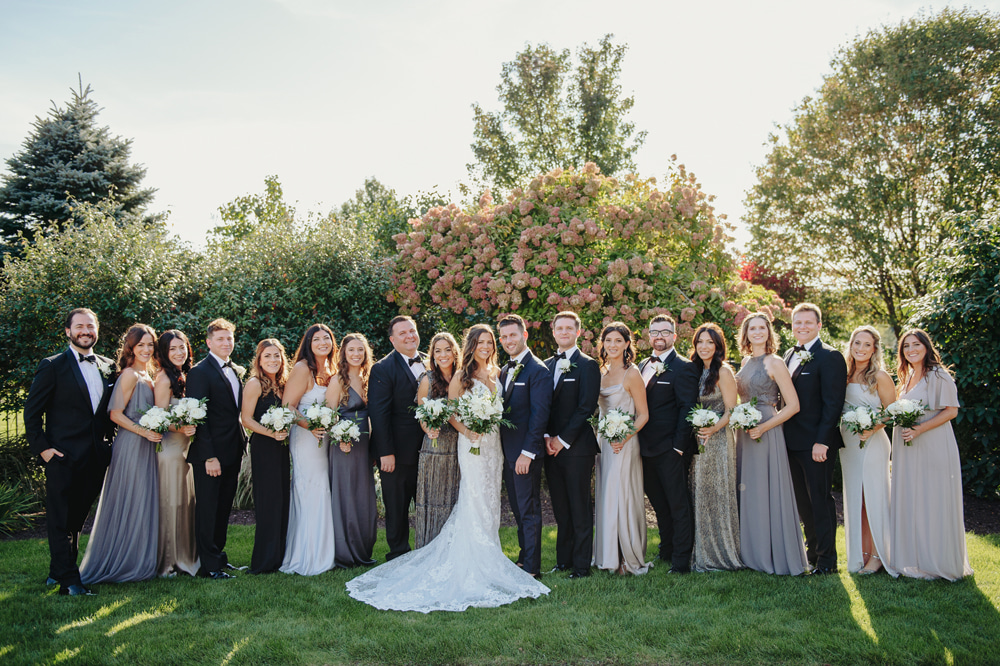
[224,563,248,571]
[208,570,233,580]
[549,565,569,574]
[568,571,590,579]
[668,566,690,575]
[45,577,59,586]
[58,584,96,596]
[810,566,839,576]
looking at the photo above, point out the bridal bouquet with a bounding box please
[686,404,721,454]
[260,404,297,441]
[329,418,362,453]
[456,386,511,455]
[591,408,635,446]
[169,397,208,427]
[840,405,880,447]
[414,397,455,448]
[138,405,172,451]
[303,400,337,431]
[885,399,925,445]
[730,398,763,442]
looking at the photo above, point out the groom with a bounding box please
[186,318,248,579]
[24,308,115,597]
[498,314,552,578]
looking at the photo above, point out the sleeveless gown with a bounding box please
[839,383,890,573]
[885,369,972,580]
[281,380,336,576]
[250,390,290,573]
[414,375,461,548]
[690,369,742,572]
[80,375,159,584]
[156,396,200,576]
[328,386,377,567]
[736,356,808,575]
[593,382,649,575]
[346,380,549,612]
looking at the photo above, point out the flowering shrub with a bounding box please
[393,162,784,356]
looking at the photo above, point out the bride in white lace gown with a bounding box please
[347,324,549,612]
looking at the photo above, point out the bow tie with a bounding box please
[555,352,566,360]
[78,353,97,364]
[507,360,519,369]
[221,360,235,370]
[408,356,423,367]
[793,345,806,352]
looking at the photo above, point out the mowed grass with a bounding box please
[1,526,999,665]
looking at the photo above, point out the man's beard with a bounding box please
[70,332,96,350]
[651,339,668,353]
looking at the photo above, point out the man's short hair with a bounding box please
[498,314,526,333]
[649,314,676,328]
[65,308,98,329]
[207,318,236,337]
[791,302,822,324]
[551,311,581,329]
[388,315,416,338]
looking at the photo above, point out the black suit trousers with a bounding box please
[544,453,595,574]
[503,456,543,574]
[642,450,693,567]
[44,450,108,585]
[382,462,418,561]
[192,459,240,573]
[787,448,838,568]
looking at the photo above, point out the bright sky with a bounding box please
[1,0,992,250]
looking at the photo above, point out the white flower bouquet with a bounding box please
[840,405,881,447]
[138,405,172,451]
[414,397,455,448]
[885,399,925,445]
[686,404,721,454]
[592,408,635,446]
[329,418,362,453]
[169,396,208,427]
[730,398,763,442]
[456,385,512,455]
[260,404,297,442]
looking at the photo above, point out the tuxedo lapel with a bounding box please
[551,349,576,401]
[64,349,93,412]
[209,356,239,408]
[393,351,420,390]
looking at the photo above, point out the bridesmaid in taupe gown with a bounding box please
[152,330,200,577]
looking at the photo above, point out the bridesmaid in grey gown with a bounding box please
[735,313,808,576]
[688,323,742,572]
[80,324,163,585]
[326,333,378,567]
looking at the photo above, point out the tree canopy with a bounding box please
[744,8,1000,335]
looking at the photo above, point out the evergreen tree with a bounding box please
[0,80,155,252]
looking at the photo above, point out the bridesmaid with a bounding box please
[592,322,650,575]
[241,339,291,574]
[80,324,162,584]
[413,332,462,548]
[885,329,971,581]
[839,326,893,574]
[152,330,200,577]
[736,313,808,576]
[281,324,337,576]
[689,323,742,572]
[326,333,378,568]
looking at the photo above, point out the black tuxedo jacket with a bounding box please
[186,355,248,466]
[368,350,426,466]
[24,349,116,462]
[544,349,600,457]
[637,350,700,457]
[782,341,847,451]
[500,351,552,461]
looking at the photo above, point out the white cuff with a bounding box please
[557,436,570,450]
[521,450,536,460]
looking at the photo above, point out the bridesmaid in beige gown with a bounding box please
[593,322,650,575]
[885,329,971,581]
[152,330,200,577]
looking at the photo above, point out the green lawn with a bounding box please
[1,527,999,665]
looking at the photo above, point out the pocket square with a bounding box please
[656,380,671,385]
[563,378,576,382]
[514,382,526,386]
[800,372,811,376]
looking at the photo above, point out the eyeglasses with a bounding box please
[649,329,675,338]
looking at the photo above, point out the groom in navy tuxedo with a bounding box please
[24,308,116,596]
[498,314,552,578]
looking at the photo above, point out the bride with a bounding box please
[346,324,549,612]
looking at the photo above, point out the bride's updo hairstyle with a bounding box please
[459,324,498,391]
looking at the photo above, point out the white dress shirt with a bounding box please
[210,351,240,403]
[405,353,426,380]
[72,347,104,413]
[787,336,820,375]
[547,346,579,450]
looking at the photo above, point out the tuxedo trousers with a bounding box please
[642,450,693,568]
[787,448,838,568]
[192,459,240,573]
[45,449,108,585]
[381,462,418,561]
[544,453,595,574]
[503,456,543,575]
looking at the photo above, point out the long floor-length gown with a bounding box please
[414,378,461,548]
[839,383,890,573]
[329,386,377,567]
[736,356,808,576]
[156,397,200,576]
[690,369,742,572]
[593,383,650,575]
[346,380,549,612]
[80,376,159,584]
[885,368,972,581]
[250,390,290,573]
[280,380,336,576]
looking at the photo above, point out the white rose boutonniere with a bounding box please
[794,350,813,366]
[97,362,114,379]
[651,361,666,376]
[234,364,247,380]
[556,358,575,374]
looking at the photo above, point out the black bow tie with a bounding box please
[793,345,806,352]
[408,356,423,367]
[555,352,567,360]
[507,359,519,369]
[78,353,97,364]
[222,360,234,370]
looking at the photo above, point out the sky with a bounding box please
[1,0,995,250]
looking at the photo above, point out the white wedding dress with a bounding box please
[346,380,549,612]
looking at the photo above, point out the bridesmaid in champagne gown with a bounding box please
[838,326,893,574]
[688,323,742,572]
[153,330,200,577]
[593,322,650,575]
[885,330,971,581]
[735,313,808,576]
[326,333,378,568]
[81,325,162,585]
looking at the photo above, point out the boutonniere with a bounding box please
[97,361,114,379]
[234,365,246,380]
[794,350,813,366]
[556,358,576,374]
[510,363,524,382]
[650,359,668,376]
